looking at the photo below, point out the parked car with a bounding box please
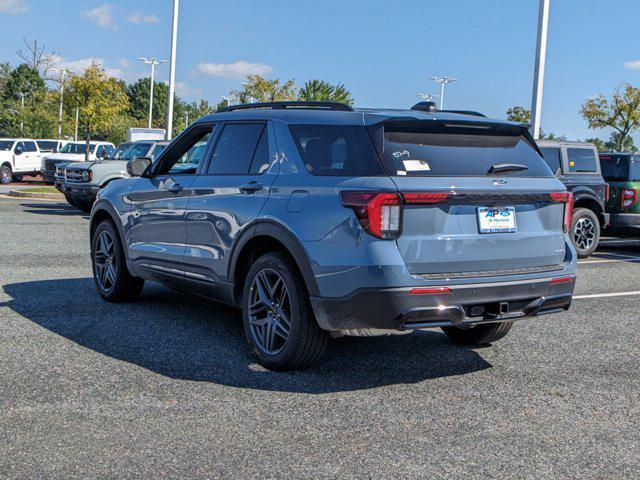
[537,140,609,257]
[90,101,577,370]
[62,140,168,212]
[599,152,640,235]
[37,139,67,156]
[0,138,42,184]
[42,141,115,184]
[55,142,130,203]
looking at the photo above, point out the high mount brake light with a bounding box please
[340,191,451,239]
[621,188,638,209]
[550,192,574,232]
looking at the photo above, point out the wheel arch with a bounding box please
[90,201,130,261]
[228,220,319,307]
[573,194,605,226]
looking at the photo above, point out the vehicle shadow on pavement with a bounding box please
[2,277,492,393]
[19,202,89,218]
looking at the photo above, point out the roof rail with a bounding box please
[217,101,354,113]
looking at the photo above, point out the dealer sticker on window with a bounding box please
[477,206,517,233]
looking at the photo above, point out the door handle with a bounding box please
[167,183,183,193]
[239,182,263,194]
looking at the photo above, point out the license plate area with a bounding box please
[477,206,517,233]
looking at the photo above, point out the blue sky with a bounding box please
[1,0,639,142]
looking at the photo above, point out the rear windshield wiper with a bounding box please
[487,163,529,174]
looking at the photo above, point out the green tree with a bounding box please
[539,131,567,141]
[605,132,636,152]
[585,137,608,152]
[506,105,531,124]
[126,77,186,136]
[65,64,130,159]
[2,63,46,102]
[580,84,640,152]
[298,79,353,106]
[234,74,297,103]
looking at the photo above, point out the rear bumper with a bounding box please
[310,275,575,331]
[61,184,99,202]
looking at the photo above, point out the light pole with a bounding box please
[74,105,79,141]
[417,93,439,103]
[138,57,168,129]
[429,76,457,110]
[530,0,550,139]
[166,0,180,140]
[50,68,70,139]
[17,92,29,136]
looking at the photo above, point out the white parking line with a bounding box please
[578,252,640,264]
[574,291,640,300]
[578,258,640,265]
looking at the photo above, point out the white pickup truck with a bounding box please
[0,138,42,184]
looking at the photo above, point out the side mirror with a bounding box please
[14,147,23,155]
[127,157,152,177]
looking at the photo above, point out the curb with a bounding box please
[7,190,65,200]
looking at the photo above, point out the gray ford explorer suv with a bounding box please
[89,101,577,370]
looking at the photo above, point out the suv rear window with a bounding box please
[567,148,597,173]
[600,155,640,181]
[289,125,383,176]
[377,121,552,177]
[539,147,562,175]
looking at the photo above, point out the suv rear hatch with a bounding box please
[369,119,570,276]
[600,154,640,214]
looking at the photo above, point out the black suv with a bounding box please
[537,140,609,257]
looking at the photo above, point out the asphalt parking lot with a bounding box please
[1,196,639,479]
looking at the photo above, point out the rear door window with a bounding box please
[539,147,562,175]
[288,125,384,176]
[24,141,38,152]
[207,123,266,175]
[567,148,597,173]
[378,121,552,177]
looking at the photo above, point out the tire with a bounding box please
[91,219,144,302]
[12,174,23,182]
[442,322,513,346]
[571,208,600,258]
[76,199,93,213]
[0,165,11,184]
[242,252,328,371]
[64,195,77,207]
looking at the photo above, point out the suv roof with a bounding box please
[536,140,596,148]
[201,101,520,128]
[599,151,637,156]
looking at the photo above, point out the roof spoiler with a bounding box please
[410,102,486,117]
[217,101,354,113]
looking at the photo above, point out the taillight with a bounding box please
[340,191,402,239]
[550,192,574,232]
[605,184,610,202]
[403,192,451,204]
[621,188,638,209]
[340,190,451,239]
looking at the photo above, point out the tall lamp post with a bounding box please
[429,76,457,110]
[138,57,168,129]
[530,0,550,139]
[17,92,29,136]
[166,0,180,140]
[50,68,70,139]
